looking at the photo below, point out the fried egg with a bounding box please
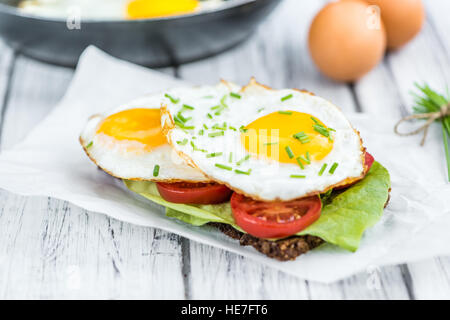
[18,0,225,19]
[161,79,366,201]
[80,94,209,182]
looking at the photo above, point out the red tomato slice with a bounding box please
[156,182,232,204]
[364,152,375,174]
[230,193,322,239]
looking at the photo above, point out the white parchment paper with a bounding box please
[0,46,449,283]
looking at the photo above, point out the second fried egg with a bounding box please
[80,94,208,182]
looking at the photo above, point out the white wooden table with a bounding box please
[1,0,449,299]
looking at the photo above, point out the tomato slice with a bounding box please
[364,152,375,174]
[156,182,232,204]
[230,193,322,239]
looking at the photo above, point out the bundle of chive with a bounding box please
[395,84,450,181]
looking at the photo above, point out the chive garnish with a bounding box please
[165,93,179,104]
[236,155,250,166]
[293,131,311,144]
[203,124,208,130]
[285,146,294,159]
[329,162,339,174]
[258,107,265,113]
[230,92,241,99]
[313,124,331,138]
[239,125,248,133]
[235,169,252,175]
[208,131,224,138]
[229,126,237,131]
[182,104,194,110]
[281,94,293,102]
[211,105,221,110]
[306,152,311,162]
[215,163,232,171]
[198,129,204,136]
[177,113,188,123]
[207,113,213,119]
[228,152,233,163]
[86,141,93,149]
[264,142,278,146]
[311,117,319,124]
[153,164,160,177]
[206,152,223,158]
[298,154,311,164]
[296,157,305,169]
[278,111,293,115]
[319,164,328,176]
[183,126,195,130]
[290,175,306,179]
[176,139,188,145]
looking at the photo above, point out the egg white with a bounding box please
[162,79,365,201]
[80,94,209,182]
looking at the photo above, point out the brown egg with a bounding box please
[364,0,425,49]
[308,0,386,82]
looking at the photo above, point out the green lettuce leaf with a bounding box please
[124,161,390,252]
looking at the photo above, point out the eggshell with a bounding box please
[364,0,425,49]
[308,0,387,82]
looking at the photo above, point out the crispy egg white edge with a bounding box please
[80,94,210,182]
[162,79,366,201]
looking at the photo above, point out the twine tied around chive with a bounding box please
[394,102,450,146]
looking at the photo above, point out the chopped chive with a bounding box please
[296,157,305,169]
[264,142,278,146]
[306,152,311,162]
[235,169,252,175]
[311,117,319,124]
[177,113,188,123]
[192,136,197,140]
[281,94,293,102]
[290,175,306,179]
[203,124,208,130]
[329,162,339,174]
[208,131,224,138]
[207,113,213,119]
[228,152,233,163]
[182,104,194,110]
[230,92,241,99]
[229,126,237,131]
[211,105,221,110]
[236,155,250,166]
[278,111,293,115]
[298,155,311,164]
[153,164,160,177]
[313,124,330,138]
[319,163,328,176]
[206,152,223,158]
[239,125,248,133]
[285,146,294,159]
[258,107,265,113]
[220,95,228,106]
[183,126,195,130]
[164,93,179,104]
[198,129,204,136]
[176,139,188,145]
[215,163,232,171]
[86,141,93,149]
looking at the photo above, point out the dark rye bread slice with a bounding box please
[212,193,391,261]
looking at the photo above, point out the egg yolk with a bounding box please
[126,0,199,19]
[96,108,166,151]
[241,111,334,164]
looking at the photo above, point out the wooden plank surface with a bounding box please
[0,0,449,299]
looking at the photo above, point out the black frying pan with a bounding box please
[0,0,282,67]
